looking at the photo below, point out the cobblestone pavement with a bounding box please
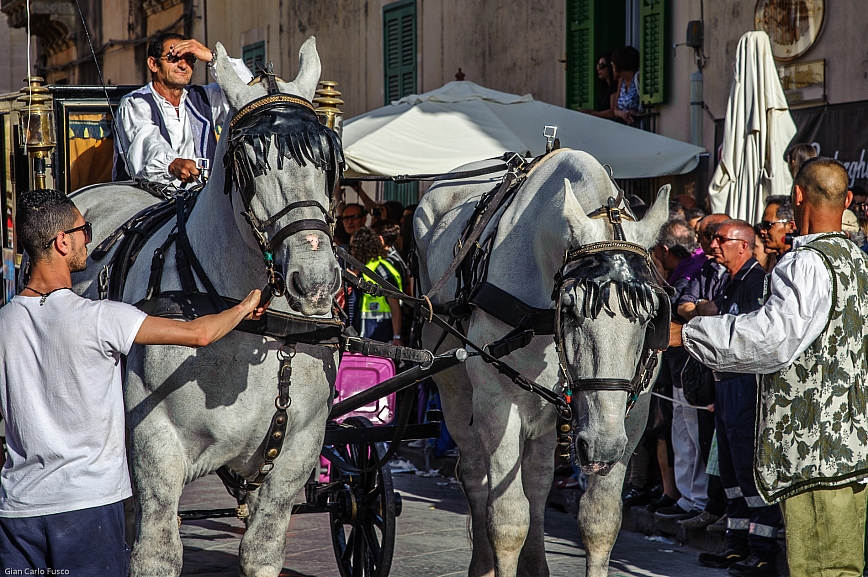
[178,471,728,577]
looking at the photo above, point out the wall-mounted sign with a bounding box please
[755,0,825,61]
[778,59,825,106]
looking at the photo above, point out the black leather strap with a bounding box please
[471,282,555,335]
[175,193,227,312]
[570,378,634,392]
[265,218,332,253]
[342,337,434,366]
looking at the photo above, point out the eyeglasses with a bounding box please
[44,222,92,249]
[711,234,746,245]
[759,219,789,230]
[342,214,364,222]
[160,53,196,65]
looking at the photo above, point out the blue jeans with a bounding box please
[0,501,129,575]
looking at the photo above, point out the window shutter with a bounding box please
[566,0,625,111]
[640,0,667,105]
[566,0,593,110]
[383,0,416,105]
[383,0,418,203]
[242,41,266,75]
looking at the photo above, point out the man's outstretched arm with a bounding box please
[134,289,266,347]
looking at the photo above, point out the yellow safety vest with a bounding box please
[361,258,403,319]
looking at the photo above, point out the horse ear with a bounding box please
[636,184,671,247]
[215,42,259,110]
[561,178,590,223]
[278,37,321,100]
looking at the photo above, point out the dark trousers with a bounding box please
[0,501,129,576]
[698,409,727,517]
[715,375,781,556]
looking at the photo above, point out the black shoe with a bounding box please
[727,554,779,577]
[655,503,699,520]
[698,548,748,569]
[622,486,651,509]
[644,494,676,512]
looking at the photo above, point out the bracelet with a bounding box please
[393,335,402,340]
[207,49,218,67]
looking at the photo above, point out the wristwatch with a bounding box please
[207,49,218,67]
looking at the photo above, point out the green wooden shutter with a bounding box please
[639,0,667,105]
[383,0,416,105]
[242,41,266,75]
[566,0,625,111]
[566,0,593,110]
[383,0,418,204]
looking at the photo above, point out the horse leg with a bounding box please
[579,393,651,577]
[478,403,528,577]
[577,461,627,577]
[128,418,187,577]
[517,431,556,577]
[436,370,495,577]
[237,440,320,577]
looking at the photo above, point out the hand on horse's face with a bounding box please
[169,158,201,183]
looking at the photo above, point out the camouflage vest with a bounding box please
[755,234,868,504]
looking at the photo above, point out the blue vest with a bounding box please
[113,84,217,181]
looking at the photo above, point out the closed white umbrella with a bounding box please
[342,81,705,179]
[708,31,797,224]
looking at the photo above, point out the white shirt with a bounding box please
[115,57,252,185]
[683,233,833,374]
[0,291,147,517]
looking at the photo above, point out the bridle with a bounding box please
[222,76,344,302]
[552,196,672,416]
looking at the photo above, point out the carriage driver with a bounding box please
[0,189,267,573]
[671,158,868,577]
[113,32,253,185]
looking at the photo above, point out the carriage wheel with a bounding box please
[328,416,397,577]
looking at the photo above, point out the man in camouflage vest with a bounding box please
[671,157,868,577]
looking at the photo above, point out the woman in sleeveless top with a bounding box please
[611,46,643,126]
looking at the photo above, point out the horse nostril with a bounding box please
[291,271,306,297]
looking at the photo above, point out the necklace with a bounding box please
[23,286,71,306]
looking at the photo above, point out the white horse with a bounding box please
[70,38,341,576]
[414,149,670,577]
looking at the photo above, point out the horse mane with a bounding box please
[566,251,658,324]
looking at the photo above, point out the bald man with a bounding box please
[671,158,868,577]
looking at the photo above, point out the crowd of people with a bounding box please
[602,148,868,577]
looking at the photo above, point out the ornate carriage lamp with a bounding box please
[17,76,56,190]
[313,81,344,138]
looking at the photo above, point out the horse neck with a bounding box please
[183,138,264,300]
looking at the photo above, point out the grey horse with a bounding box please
[414,149,669,577]
[69,38,341,577]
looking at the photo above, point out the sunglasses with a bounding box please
[596,62,609,69]
[711,235,746,245]
[44,222,92,249]
[160,53,196,65]
[342,214,364,222]
[759,218,789,230]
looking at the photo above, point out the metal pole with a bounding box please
[690,69,703,147]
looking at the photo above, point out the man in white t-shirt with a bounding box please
[0,189,264,574]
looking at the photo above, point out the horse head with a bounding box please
[214,37,341,316]
[553,168,670,476]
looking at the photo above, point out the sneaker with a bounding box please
[645,494,676,513]
[698,548,748,569]
[727,554,779,577]
[622,486,652,509]
[679,510,721,530]
[655,504,700,520]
